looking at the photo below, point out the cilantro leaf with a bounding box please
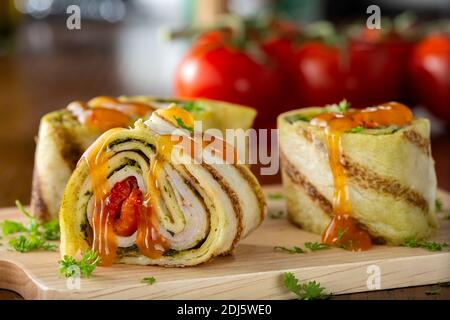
[284,272,302,296]
[286,114,310,123]
[268,193,284,200]
[425,287,441,296]
[59,250,101,278]
[9,235,56,253]
[41,220,60,241]
[283,272,329,300]
[435,198,443,212]
[349,126,363,133]
[274,246,306,254]
[401,239,449,252]
[337,99,350,113]
[302,281,327,300]
[269,211,284,219]
[3,200,60,252]
[181,101,205,113]
[304,242,330,251]
[174,116,193,132]
[141,276,156,285]
[336,226,347,242]
[1,220,27,236]
[59,255,79,278]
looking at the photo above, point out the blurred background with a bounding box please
[0,0,449,208]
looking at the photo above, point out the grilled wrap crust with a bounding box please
[279,108,438,245]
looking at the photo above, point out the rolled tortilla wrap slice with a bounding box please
[278,103,438,246]
[60,107,265,266]
[32,96,256,221]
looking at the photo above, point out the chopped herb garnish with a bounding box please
[174,116,193,132]
[181,101,205,113]
[5,201,59,252]
[349,126,363,133]
[59,250,101,278]
[304,242,330,251]
[268,193,284,200]
[274,246,305,254]
[286,114,310,123]
[1,220,27,236]
[401,239,449,252]
[283,272,329,300]
[9,235,56,253]
[337,99,350,113]
[141,276,156,285]
[435,198,443,212]
[269,211,284,219]
[336,226,347,242]
[41,219,60,241]
[425,287,441,296]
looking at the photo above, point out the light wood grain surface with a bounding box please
[0,186,449,300]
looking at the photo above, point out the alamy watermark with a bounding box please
[66,5,81,30]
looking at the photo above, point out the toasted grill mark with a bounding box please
[403,130,430,156]
[235,165,266,223]
[300,128,313,143]
[54,126,83,170]
[202,163,244,254]
[280,151,333,215]
[342,156,429,213]
[30,166,51,222]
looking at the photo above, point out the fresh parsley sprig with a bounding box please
[349,126,363,133]
[269,211,284,219]
[267,193,284,200]
[274,246,306,254]
[401,239,449,252]
[435,198,443,212]
[181,101,205,113]
[283,272,329,300]
[141,276,156,285]
[59,250,102,278]
[174,116,194,132]
[4,201,60,252]
[1,220,27,235]
[337,99,350,113]
[304,242,330,251]
[274,242,330,254]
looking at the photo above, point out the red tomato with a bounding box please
[106,177,140,237]
[293,41,342,107]
[409,34,450,122]
[174,34,283,128]
[292,36,410,108]
[261,37,299,110]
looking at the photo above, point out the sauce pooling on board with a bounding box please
[67,96,155,131]
[310,102,414,251]
[84,105,236,265]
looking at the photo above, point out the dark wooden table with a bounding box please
[0,18,449,300]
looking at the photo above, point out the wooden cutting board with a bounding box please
[0,185,449,300]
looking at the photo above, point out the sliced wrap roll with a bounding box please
[60,107,265,266]
[32,96,256,221]
[279,104,438,246]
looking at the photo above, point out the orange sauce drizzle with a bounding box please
[85,105,239,264]
[84,133,119,266]
[67,96,154,131]
[310,102,413,251]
